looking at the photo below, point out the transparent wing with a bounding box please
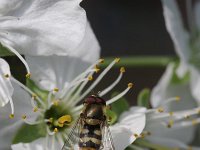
[101,121,115,150]
[62,118,83,150]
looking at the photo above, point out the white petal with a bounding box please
[12,137,62,150]
[0,0,100,60]
[0,58,13,107]
[145,119,195,144]
[111,107,146,150]
[25,56,92,91]
[190,66,200,105]
[0,83,36,150]
[162,0,190,77]
[151,63,174,108]
[146,136,189,149]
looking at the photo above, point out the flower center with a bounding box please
[44,102,73,132]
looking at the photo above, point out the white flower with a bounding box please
[0,56,140,149]
[161,0,200,104]
[0,0,100,76]
[0,58,14,108]
[144,63,200,149]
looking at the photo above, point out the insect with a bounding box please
[62,95,115,150]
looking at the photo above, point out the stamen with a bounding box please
[160,96,180,106]
[106,83,133,105]
[47,127,55,136]
[99,67,125,97]
[4,74,9,78]
[47,90,54,108]
[61,77,92,101]
[67,72,94,105]
[9,114,14,119]
[54,128,58,133]
[53,88,59,92]
[9,97,14,118]
[60,59,103,98]
[11,77,46,108]
[75,58,121,104]
[22,115,42,125]
[0,40,31,75]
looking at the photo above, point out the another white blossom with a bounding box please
[161,0,200,105]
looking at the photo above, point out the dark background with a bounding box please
[81,0,176,104]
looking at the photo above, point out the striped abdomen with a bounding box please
[79,123,102,150]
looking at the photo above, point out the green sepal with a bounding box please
[26,79,49,101]
[105,109,117,125]
[12,123,46,144]
[137,88,150,108]
[110,92,130,120]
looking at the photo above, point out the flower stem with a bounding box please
[101,56,176,68]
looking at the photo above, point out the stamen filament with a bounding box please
[47,127,55,136]
[67,71,95,106]
[0,40,31,75]
[75,58,120,104]
[11,77,46,108]
[60,59,103,98]
[22,116,43,125]
[106,83,133,105]
[9,97,14,117]
[99,67,124,96]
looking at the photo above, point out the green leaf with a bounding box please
[105,109,117,125]
[0,43,14,56]
[26,79,49,101]
[137,88,150,108]
[110,92,130,119]
[12,123,46,144]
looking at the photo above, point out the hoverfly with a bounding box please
[62,95,115,150]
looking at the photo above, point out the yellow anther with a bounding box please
[9,114,14,119]
[167,120,174,128]
[99,59,104,63]
[32,94,37,100]
[128,83,133,88]
[120,67,125,73]
[53,88,59,92]
[94,65,100,73]
[134,133,138,138]
[169,112,174,116]
[54,128,58,133]
[33,107,38,112]
[157,107,164,113]
[26,73,31,78]
[115,58,120,63]
[140,133,145,138]
[53,100,59,106]
[88,75,93,81]
[192,119,198,126]
[4,74,9,78]
[175,96,180,101]
[21,115,27,120]
[146,131,151,136]
[58,115,72,124]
